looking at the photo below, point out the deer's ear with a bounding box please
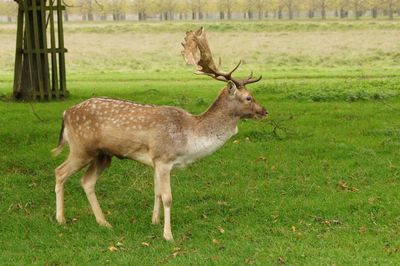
[227,81,237,96]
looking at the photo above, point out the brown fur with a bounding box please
[53,84,267,241]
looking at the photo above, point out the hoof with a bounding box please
[163,232,174,242]
[152,215,160,225]
[98,220,113,228]
[56,216,66,225]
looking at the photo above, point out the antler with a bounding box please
[181,27,262,88]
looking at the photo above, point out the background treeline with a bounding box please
[1,0,400,22]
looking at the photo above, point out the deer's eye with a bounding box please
[246,96,252,101]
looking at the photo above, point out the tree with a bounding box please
[108,0,128,20]
[133,0,149,20]
[282,0,298,19]
[186,0,208,20]
[0,0,17,22]
[383,0,397,19]
[351,0,366,19]
[254,0,268,19]
[217,0,236,19]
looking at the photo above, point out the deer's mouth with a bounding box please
[255,108,268,119]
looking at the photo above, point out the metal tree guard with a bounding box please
[13,0,68,100]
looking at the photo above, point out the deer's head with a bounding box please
[182,27,268,119]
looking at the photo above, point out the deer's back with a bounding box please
[63,97,193,165]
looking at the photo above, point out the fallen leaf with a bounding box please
[271,165,276,171]
[245,257,255,265]
[291,226,296,232]
[338,181,348,190]
[115,242,124,247]
[172,251,180,258]
[217,226,225,234]
[256,156,267,162]
[141,242,150,247]
[212,238,220,245]
[339,181,359,192]
[172,247,181,258]
[359,225,368,234]
[217,201,228,206]
[108,246,118,252]
[277,256,285,264]
[350,187,359,192]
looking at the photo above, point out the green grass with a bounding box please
[1,74,400,264]
[1,20,400,264]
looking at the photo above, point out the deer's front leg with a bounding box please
[154,162,173,241]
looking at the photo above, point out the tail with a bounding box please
[51,114,65,157]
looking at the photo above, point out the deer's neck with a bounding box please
[194,91,239,140]
[173,91,239,168]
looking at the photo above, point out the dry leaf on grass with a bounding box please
[217,201,228,206]
[172,247,181,258]
[217,226,225,234]
[108,246,118,252]
[359,225,368,234]
[141,242,150,247]
[338,181,359,192]
[212,238,220,245]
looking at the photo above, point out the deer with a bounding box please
[52,27,268,241]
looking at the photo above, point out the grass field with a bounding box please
[1,20,400,265]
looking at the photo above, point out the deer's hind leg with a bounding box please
[55,152,93,224]
[80,154,112,227]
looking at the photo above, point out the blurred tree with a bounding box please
[270,0,285,19]
[304,0,317,18]
[335,0,350,18]
[351,0,366,19]
[158,0,177,20]
[281,0,299,19]
[186,0,208,19]
[132,0,149,20]
[217,0,236,19]
[78,0,95,20]
[254,0,268,18]
[108,0,127,20]
[0,0,17,22]
[382,0,398,19]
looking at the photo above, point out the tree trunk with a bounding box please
[321,8,326,19]
[288,6,293,20]
[340,9,347,18]
[388,4,394,19]
[372,8,377,18]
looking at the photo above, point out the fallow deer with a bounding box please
[52,27,267,241]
